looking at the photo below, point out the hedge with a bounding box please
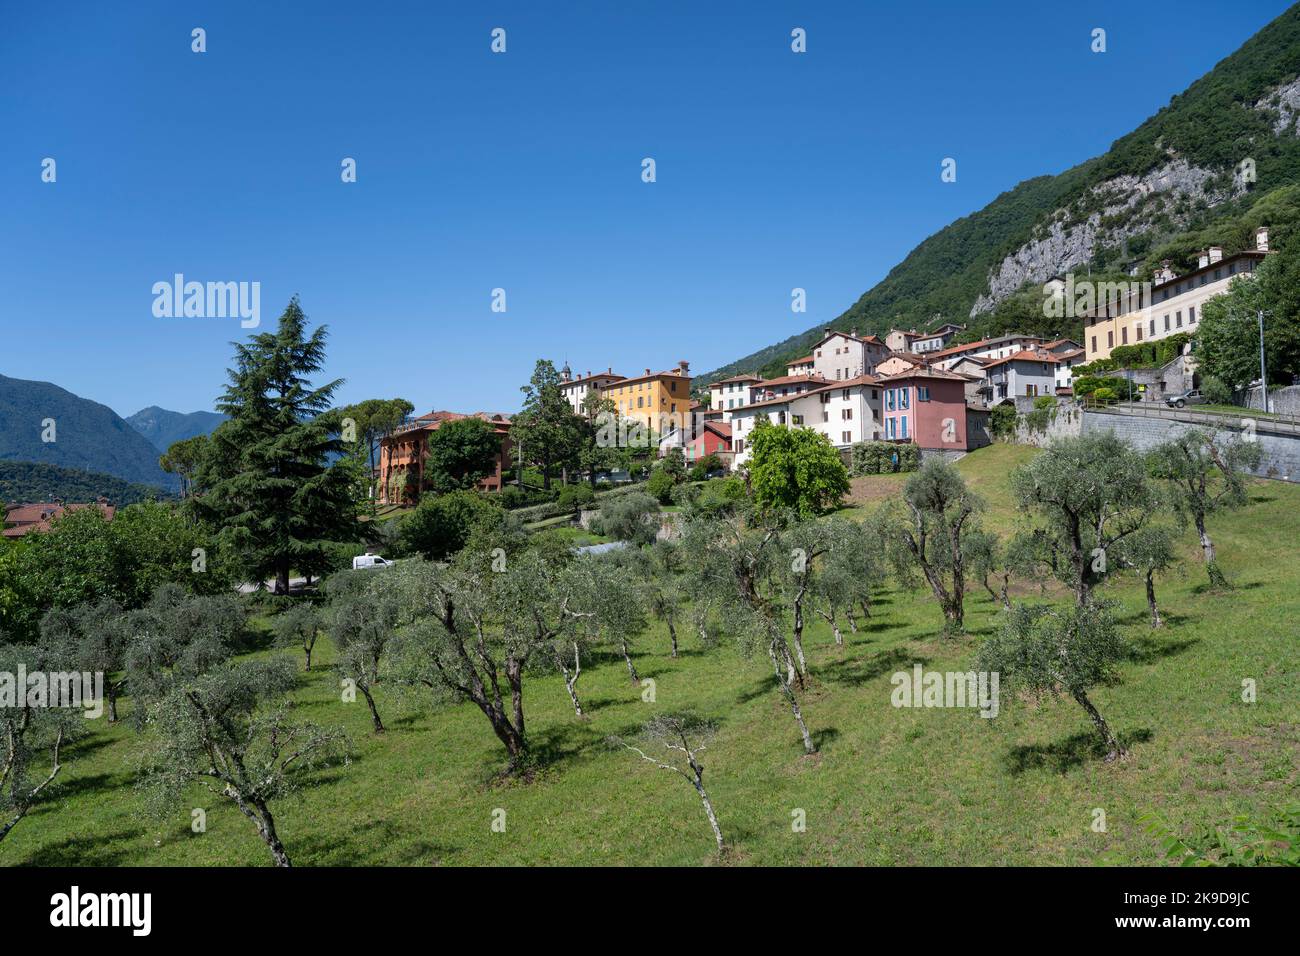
[849,441,919,476]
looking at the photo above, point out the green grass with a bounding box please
[4,444,1296,866]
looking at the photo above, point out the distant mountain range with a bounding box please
[699,4,1300,383]
[0,374,179,492]
[125,406,226,452]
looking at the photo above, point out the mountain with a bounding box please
[700,4,1300,384]
[125,406,226,452]
[0,374,178,491]
[0,461,170,506]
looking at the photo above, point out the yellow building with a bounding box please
[604,361,692,434]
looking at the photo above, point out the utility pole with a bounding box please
[1258,309,1270,414]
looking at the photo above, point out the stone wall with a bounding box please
[1081,411,1299,482]
[1238,384,1300,417]
[1012,403,1083,446]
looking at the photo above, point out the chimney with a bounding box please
[645,368,651,376]
[850,327,858,337]
[1155,260,1177,283]
[1198,250,1210,268]
[824,327,833,337]
[1256,226,1270,252]
[1209,246,1223,264]
[677,360,690,376]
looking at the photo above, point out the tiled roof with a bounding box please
[706,373,764,386]
[981,350,1061,370]
[2,502,115,538]
[753,373,830,388]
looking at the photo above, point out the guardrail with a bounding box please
[1079,398,1300,436]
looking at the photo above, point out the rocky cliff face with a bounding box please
[970,157,1249,316]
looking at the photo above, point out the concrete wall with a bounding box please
[1081,411,1299,482]
[1014,403,1083,446]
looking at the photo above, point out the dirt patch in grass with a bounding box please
[845,474,907,507]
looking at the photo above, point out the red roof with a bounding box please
[981,350,1061,370]
[754,373,830,388]
[2,501,115,538]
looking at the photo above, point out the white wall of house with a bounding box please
[730,384,881,468]
[986,359,1056,401]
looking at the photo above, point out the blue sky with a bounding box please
[1,0,1292,418]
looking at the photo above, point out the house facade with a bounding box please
[981,351,1059,402]
[730,375,883,467]
[602,361,692,434]
[877,369,968,448]
[929,334,1047,370]
[706,373,763,423]
[808,329,890,382]
[885,323,964,354]
[558,365,624,415]
[1082,228,1270,362]
[377,411,512,505]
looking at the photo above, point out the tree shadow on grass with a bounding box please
[1006,727,1154,775]
[291,818,457,866]
[13,827,145,866]
[820,648,927,689]
[1190,579,1262,597]
[1127,634,1200,664]
[32,771,119,803]
[811,727,841,751]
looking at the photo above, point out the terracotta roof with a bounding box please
[562,372,625,388]
[981,350,1061,370]
[753,373,830,388]
[787,356,814,365]
[706,373,764,387]
[1042,339,1082,350]
[880,351,930,366]
[735,374,879,411]
[3,501,115,538]
[706,421,732,438]
[878,367,970,383]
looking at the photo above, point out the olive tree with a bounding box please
[1147,428,1260,589]
[812,517,884,643]
[609,713,724,853]
[39,599,132,722]
[326,574,403,734]
[394,548,590,774]
[880,458,983,635]
[639,541,689,658]
[0,641,83,845]
[1011,431,1153,606]
[683,510,817,755]
[272,602,323,671]
[558,555,647,713]
[138,657,348,867]
[1114,525,1180,627]
[977,601,1129,762]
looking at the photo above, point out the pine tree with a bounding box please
[196,298,360,594]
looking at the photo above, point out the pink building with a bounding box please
[877,368,969,450]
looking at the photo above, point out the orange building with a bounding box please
[602,361,692,435]
[377,411,512,506]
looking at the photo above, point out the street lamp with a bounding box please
[1257,309,1272,414]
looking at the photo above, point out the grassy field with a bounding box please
[4,443,1296,866]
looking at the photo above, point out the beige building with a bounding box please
[1083,228,1271,362]
[706,373,763,423]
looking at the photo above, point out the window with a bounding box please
[841,408,853,421]
[885,389,895,411]
[900,416,908,439]
[1149,319,1155,336]
[1164,315,1170,331]
[900,389,910,409]
[1189,305,1196,324]
[822,411,829,423]
[1026,384,1037,397]
[792,415,804,426]
[918,386,931,401]
[1091,336,1097,353]
[1176,311,1183,328]
[841,389,850,400]
[1107,331,1114,348]
[1121,327,1128,345]
[842,430,852,444]
[819,392,830,404]
[1135,326,1143,341]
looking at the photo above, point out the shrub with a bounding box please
[556,483,596,513]
[1033,395,1057,410]
[646,468,676,504]
[990,404,1018,439]
[402,490,504,560]
[591,492,660,546]
[1200,376,1232,405]
[1092,387,1117,403]
[849,441,919,476]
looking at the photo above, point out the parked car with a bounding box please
[351,553,393,570]
[1165,389,1207,409]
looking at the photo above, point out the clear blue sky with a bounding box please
[2,0,1292,418]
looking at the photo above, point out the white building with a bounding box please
[706,373,763,423]
[730,375,883,467]
[558,365,625,415]
[981,350,1059,402]
[807,329,891,382]
[928,334,1048,370]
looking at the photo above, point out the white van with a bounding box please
[351,554,393,571]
